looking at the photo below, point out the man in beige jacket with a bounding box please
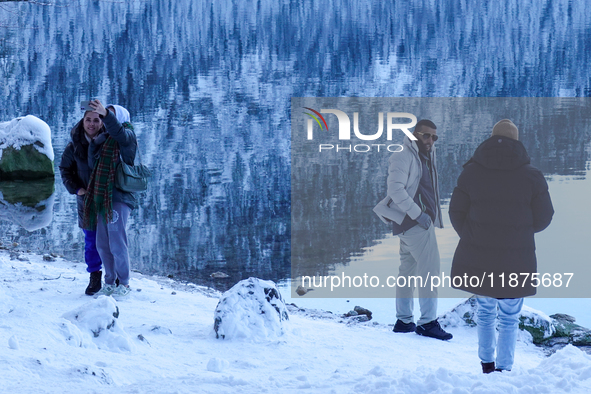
[374,119,451,341]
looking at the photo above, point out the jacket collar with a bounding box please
[403,135,435,159]
[468,135,529,170]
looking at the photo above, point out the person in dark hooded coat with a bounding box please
[59,110,105,296]
[449,119,553,374]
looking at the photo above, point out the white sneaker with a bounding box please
[95,283,116,297]
[113,285,131,299]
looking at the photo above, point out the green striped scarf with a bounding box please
[83,136,120,229]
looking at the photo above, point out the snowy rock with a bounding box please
[354,306,372,319]
[348,315,371,323]
[544,314,591,349]
[214,277,289,340]
[61,296,132,352]
[59,319,92,349]
[344,306,373,320]
[8,335,19,350]
[519,306,555,343]
[207,357,230,373]
[0,116,54,180]
[438,296,478,327]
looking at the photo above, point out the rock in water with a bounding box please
[0,115,54,180]
[210,271,229,279]
[295,285,314,296]
[214,277,289,340]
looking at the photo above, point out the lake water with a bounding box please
[1,0,590,295]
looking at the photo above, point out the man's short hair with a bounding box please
[415,119,437,133]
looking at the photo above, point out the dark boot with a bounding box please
[393,319,416,333]
[415,319,453,340]
[482,362,495,374]
[85,271,102,295]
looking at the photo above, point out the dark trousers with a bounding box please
[83,229,102,273]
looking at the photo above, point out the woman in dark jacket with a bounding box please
[59,111,105,295]
[449,119,554,373]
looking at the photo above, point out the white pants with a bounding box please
[395,223,440,326]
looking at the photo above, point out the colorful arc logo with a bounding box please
[303,107,328,131]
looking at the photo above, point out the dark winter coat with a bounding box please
[88,110,138,210]
[59,121,106,228]
[449,136,554,298]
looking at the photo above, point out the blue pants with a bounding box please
[477,297,524,371]
[83,229,102,273]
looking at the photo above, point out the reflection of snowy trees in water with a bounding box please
[0,180,55,232]
[1,1,590,285]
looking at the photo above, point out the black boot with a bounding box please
[481,362,495,374]
[85,271,102,296]
[415,319,453,341]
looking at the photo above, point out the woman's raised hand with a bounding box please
[89,99,108,117]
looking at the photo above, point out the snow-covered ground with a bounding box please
[2,251,591,393]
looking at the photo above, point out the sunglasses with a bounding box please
[416,132,438,142]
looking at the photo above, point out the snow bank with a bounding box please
[535,345,591,388]
[214,277,289,340]
[0,115,54,161]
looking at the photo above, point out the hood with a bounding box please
[70,120,83,140]
[107,104,131,124]
[469,135,530,170]
[402,135,419,153]
[402,134,436,157]
[69,120,89,159]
